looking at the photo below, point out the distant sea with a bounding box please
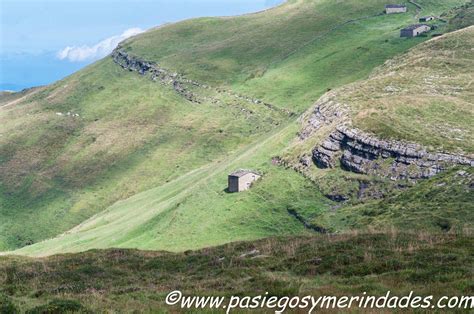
[0,0,284,92]
[0,53,88,91]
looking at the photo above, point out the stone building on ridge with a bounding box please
[385,4,407,14]
[400,24,431,37]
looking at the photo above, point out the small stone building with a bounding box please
[385,4,407,14]
[400,24,431,37]
[419,16,435,22]
[228,170,261,193]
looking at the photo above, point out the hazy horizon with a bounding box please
[0,0,284,91]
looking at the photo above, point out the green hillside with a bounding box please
[339,26,473,153]
[0,0,471,255]
[122,0,469,110]
[305,166,473,232]
[0,59,288,251]
[12,28,474,257]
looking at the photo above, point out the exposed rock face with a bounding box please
[112,48,203,103]
[312,130,344,168]
[313,126,474,180]
[300,93,473,181]
[298,92,348,140]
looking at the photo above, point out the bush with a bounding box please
[0,294,19,314]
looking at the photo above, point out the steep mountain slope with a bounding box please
[11,24,474,257]
[0,0,470,253]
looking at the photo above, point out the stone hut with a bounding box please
[228,170,261,193]
[419,16,435,22]
[385,4,407,14]
[400,24,431,37]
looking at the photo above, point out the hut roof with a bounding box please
[229,170,259,178]
[402,24,429,31]
[385,4,407,8]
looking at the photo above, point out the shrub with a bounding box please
[0,294,19,314]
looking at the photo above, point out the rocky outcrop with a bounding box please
[112,48,203,103]
[111,47,293,115]
[298,92,348,140]
[312,129,345,168]
[313,126,473,180]
[299,92,473,181]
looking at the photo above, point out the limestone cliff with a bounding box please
[313,126,473,180]
[300,91,473,182]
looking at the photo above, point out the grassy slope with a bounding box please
[0,59,287,251]
[345,26,474,153]
[12,123,331,256]
[284,26,474,231]
[124,0,459,111]
[16,22,474,255]
[446,0,474,31]
[1,0,469,253]
[1,232,473,312]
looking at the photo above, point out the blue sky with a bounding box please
[0,0,283,91]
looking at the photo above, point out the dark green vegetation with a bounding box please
[0,293,19,314]
[1,232,472,312]
[446,0,474,31]
[310,167,474,232]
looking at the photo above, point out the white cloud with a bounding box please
[57,27,144,62]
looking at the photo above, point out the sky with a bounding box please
[0,0,284,91]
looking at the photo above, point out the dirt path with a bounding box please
[0,87,43,109]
